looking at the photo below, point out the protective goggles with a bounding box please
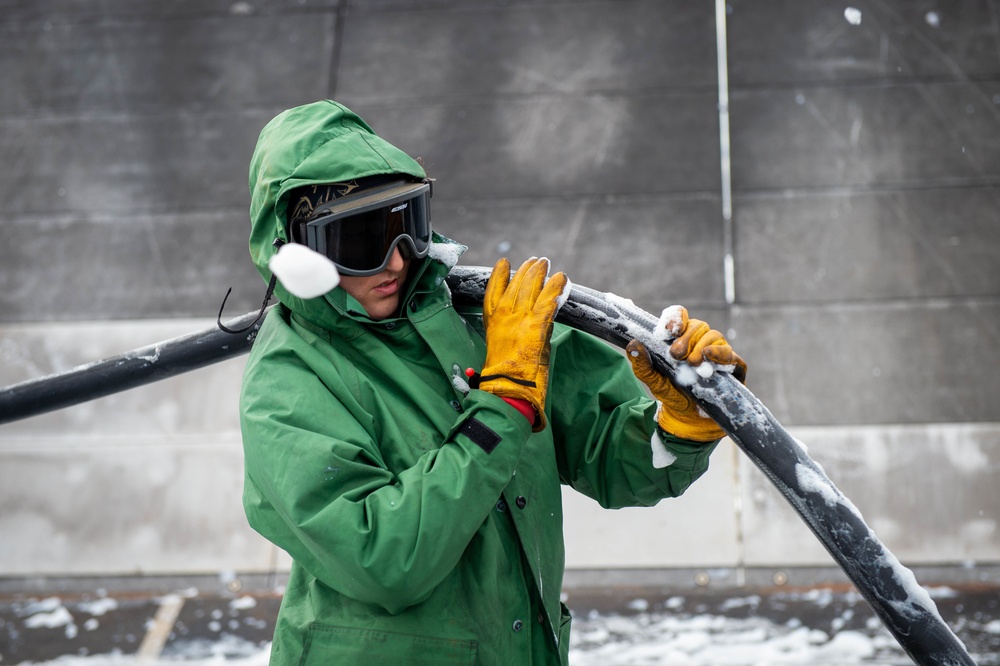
[294,180,432,277]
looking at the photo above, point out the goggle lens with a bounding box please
[301,181,431,276]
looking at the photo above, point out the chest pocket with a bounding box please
[301,624,478,666]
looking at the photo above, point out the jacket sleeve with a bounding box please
[546,325,719,509]
[239,317,532,615]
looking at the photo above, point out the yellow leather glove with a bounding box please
[480,257,568,432]
[627,306,747,443]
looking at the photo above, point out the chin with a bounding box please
[369,298,399,320]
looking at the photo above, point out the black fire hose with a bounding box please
[0,265,977,665]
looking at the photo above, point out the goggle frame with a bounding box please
[297,180,432,277]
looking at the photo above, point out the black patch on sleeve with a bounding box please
[457,418,502,454]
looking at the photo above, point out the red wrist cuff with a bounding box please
[501,397,536,424]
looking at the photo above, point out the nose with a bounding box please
[386,246,406,271]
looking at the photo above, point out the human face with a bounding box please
[337,247,410,320]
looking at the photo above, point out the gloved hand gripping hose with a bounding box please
[446,266,976,666]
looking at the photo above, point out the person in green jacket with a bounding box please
[239,100,747,665]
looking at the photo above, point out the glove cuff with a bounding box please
[479,374,546,432]
[656,403,724,443]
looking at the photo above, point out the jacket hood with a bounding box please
[247,100,431,325]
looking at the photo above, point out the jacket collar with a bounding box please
[289,234,467,336]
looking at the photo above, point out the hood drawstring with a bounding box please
[217,239,284,335]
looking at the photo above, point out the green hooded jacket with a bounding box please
[239,100,718,665]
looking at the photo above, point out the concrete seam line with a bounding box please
[715,0,736,306]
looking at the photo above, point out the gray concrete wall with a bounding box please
[1,0,998,586]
